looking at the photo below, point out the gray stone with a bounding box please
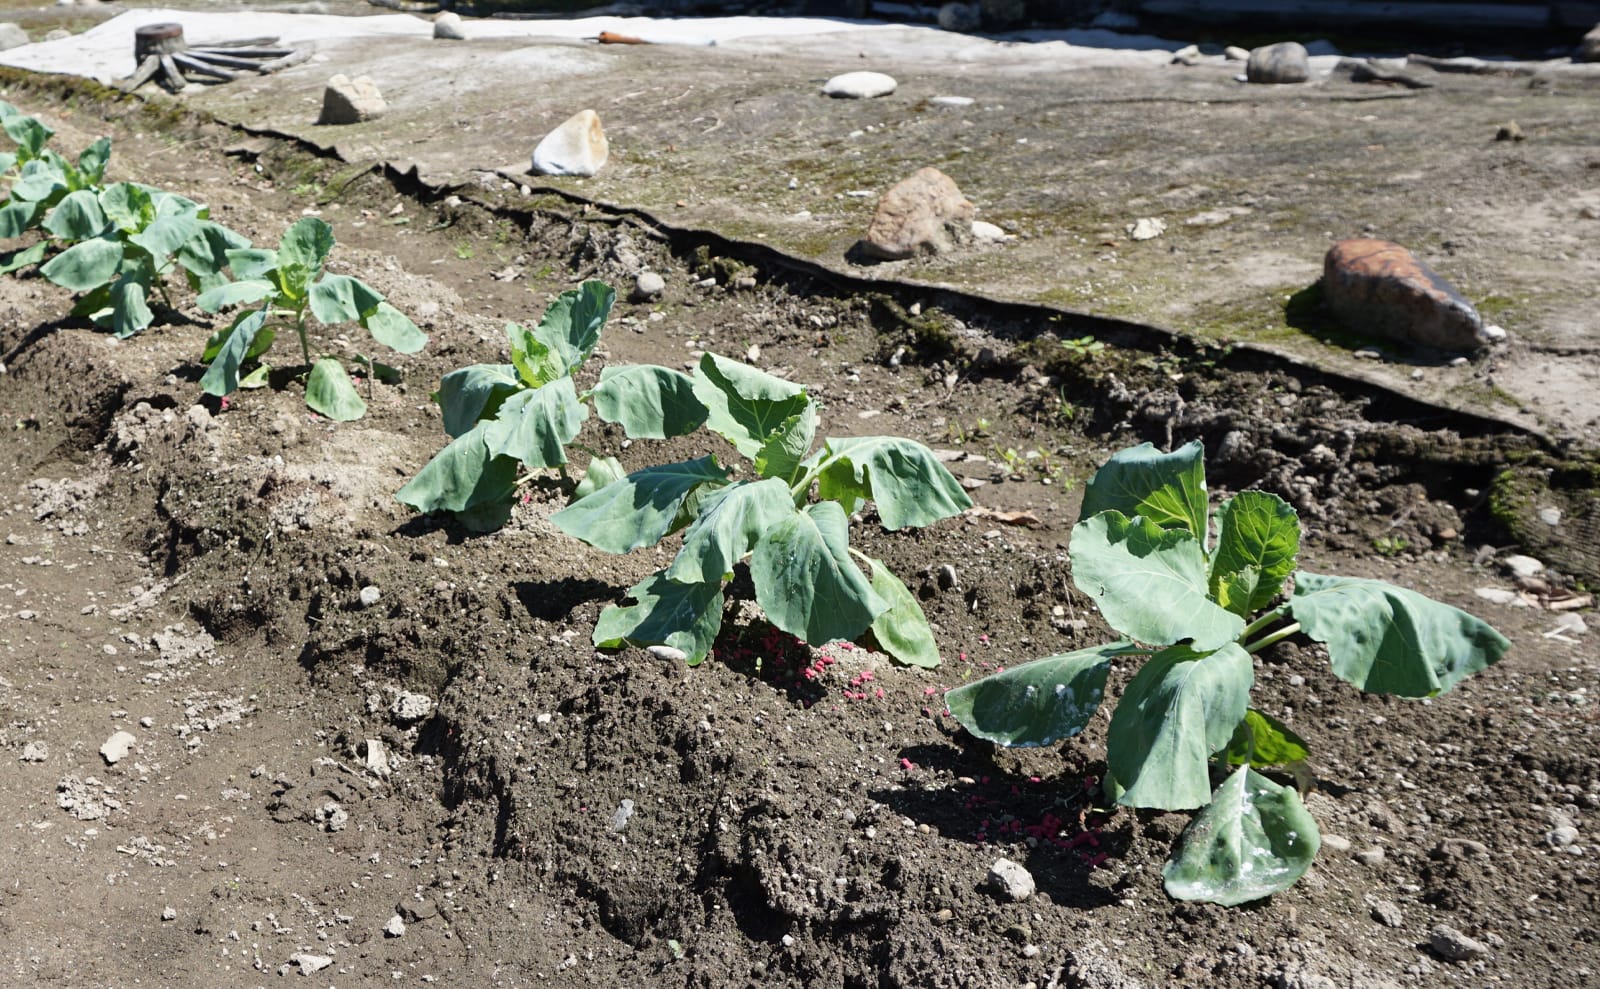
[1322,239,1487,352]
[986,857,1035,901]
[1538,506,1563,526]
[532,109,608,177]
[316,75,386,126]
[161,905,177,921]
[1430,924,1489,962]
[383,914,406,938]
[1246,42,1311,84]
[358,585,381,607]
[938,3,980,33]
[632,271,665,302]
[822,71,898,99]
[43,29,70,43]
[1224,45,1250,61]
[646,644,687,662]
[1354,847,1386,867]
[291,952,334,975]
[398,898,439,922]
[100,730,136,765]
[1432,836,1490,859]
[611,798,635,832]
[20,740,47,763]
[434,11,466,40]
[861,167,974,260]
[937,564,959,590]
[930,95,975,107]
[0,23,28,51]
[1547,825,1580,847]
[1369,899,1404,927]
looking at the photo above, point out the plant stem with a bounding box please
[1244,622,1302,655]
[1239,606,1289,643]
[294,304,311,368]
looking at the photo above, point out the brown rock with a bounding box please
[1322,239,1487,352]
[861,167,974,261]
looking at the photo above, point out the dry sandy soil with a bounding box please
[0,18,1598,989]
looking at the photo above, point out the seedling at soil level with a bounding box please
[0,103,248,338]
[946,441,1509,906]
[396,280,972,667]
[196,217,426,421]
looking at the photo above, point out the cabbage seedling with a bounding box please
[397,280,971,667]
[196,217,426,421]
[946,441,1509,906]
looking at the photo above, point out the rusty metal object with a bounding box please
[118,23,310,93]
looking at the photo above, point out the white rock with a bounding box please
[971,220,1010,242]
[986,857,1035,901]
[20,740,47,762]
[364,738,389,777]
[433,11,466,40]
[532,109,609,177]
[291,952,334,975]
[930,95,974,107]
[1484,324,1507,341]
[1503,554,1544,578]
[1474,587,1527,607]
[383,914,407,938]
[161,906,177,921]
[632,271,665,302]
[1551,612,1588,636]
[611,798,635,832]
[1537,506,1562,526]
[316,74,386,125]
[1126,217,1166,240]
[646,644,687,662]
[0,23,28,51]
[822,71,897,99]
[358,585,382,607]
[390,690,434,723]
[43,28,70,42]
[1225,45,1250,61]
[100,730,136,765]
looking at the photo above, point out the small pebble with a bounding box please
[1547,825,1579,848]
[161,906,177,922]
[1370,899,1403,927]
[20,741,48,763]
[986,857,1035,901]
[358,585,381,608]
[1354,847,1386,866]
[383,914,406,938]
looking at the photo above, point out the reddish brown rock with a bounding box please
[861,167,974,261]
[1322,239,1488,352]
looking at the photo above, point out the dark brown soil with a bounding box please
[1,78,1597,989]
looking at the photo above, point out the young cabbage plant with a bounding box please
[196,216,426,421]
[395,279,971,667]
[0,108,243,337]
[395,280,619,531]
[945,441,1509,906]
